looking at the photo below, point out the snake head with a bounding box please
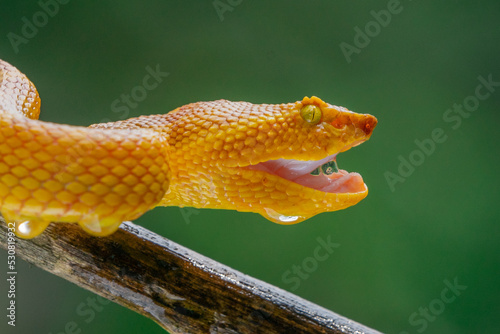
[164,96,377,225]
[240,96,377,223]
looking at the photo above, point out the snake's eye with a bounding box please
[300,105,322,125]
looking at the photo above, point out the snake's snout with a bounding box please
[360,113,377,136]
[347,112,378,140]
[329,108,378,142]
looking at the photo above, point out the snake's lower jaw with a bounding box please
[253,175,368,225]
[245,110,377,224]
[258,187,369,225]
[258,187,368,225]
[243,147,371,224]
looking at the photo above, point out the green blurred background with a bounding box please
[1,1,499,333]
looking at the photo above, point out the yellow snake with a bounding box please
[0,59,377,238]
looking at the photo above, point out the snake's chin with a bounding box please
[247,153,367,194]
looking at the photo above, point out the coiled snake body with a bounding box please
[0,59,377,238]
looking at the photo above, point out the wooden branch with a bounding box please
[0,215,382,334]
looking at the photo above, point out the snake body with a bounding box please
[0,59,377,238]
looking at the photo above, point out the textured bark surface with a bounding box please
[0,216,382,334]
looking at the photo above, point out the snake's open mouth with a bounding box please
[247,153,366,194]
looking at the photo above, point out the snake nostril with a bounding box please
[364,123,372,134]
[362,115,377,135]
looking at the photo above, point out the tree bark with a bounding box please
[0,216,382,334]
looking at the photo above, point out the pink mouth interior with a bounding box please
[247,153,366,193]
